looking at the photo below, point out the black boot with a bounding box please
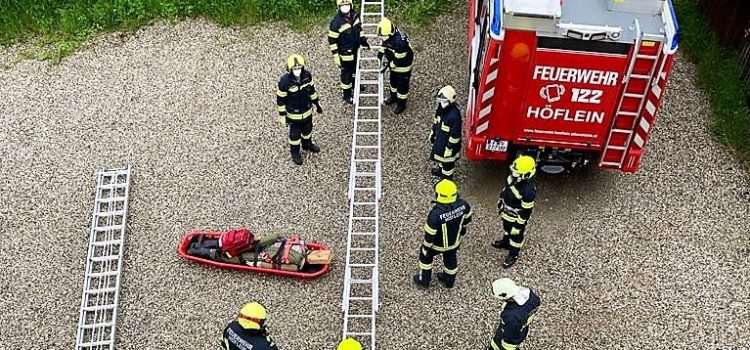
[302,140,320,153]
[342,90,353,104]
[413,274,430,289]
[503,252,519,268]
[437,273,455,288]
[431,166,442,177]
[384,92,397,105]
[394,99,407,114]
[491,238,510,250]
[291,151,303,165]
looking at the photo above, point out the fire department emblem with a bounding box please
[540,84,566,104]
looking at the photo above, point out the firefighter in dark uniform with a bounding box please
[492,156,537,268]
[430,85,462,180]
[220,301,279,350]
[413,179,473,289]
[276,54,323,165]
[328,0,370,104]
[489,278,541,350]
[376,17,414,115]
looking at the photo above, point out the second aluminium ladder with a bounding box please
[75,166,133,350]
[341,0,384,349]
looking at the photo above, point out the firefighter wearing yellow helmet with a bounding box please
[489,278,541,350]
[336,337,362,350]
[430,85,463,179]
[276,54,323,165]
[413,179,473,288]
[493,155,537,268]
[220,301,279,350]
[328,0,370,104]
[376,17,414,114]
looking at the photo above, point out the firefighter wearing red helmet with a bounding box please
[220,301,279,350]
[413,179,473,289]
[276,54,323,166]
[430,85,462,180]
[489,278,541,350]
[492,155,537,268]
[377,17,414,115]
[328,0,370,104]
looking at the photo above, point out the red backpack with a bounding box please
[219,228,255,258]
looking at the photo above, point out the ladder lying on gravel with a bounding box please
[341,1,384,349]
[75,166,132,350]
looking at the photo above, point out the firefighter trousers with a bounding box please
[418,246,458,287]
[288,117,314,155]
[437,160,455,178]
[340,58,357,98]
[389,71,411,101]
[500,218,526,257]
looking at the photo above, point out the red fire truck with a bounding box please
[465,0,679,173]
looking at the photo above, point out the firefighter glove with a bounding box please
[429,131,436,144]
[315,103,323,114]
[380,62,389,74]
[361,39,371,50]
[333,54,341,67]
[276,115,287,128]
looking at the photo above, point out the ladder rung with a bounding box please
[91,239,123,246]
[624,93,646,98]
[90,255,121,262]
[611,129,633,134]
[97,197,127,203]
[348,296,373,300]
[95,210,125,217]
[82,304,116,312]
[87,270,120,278]
[600,161,622,167]
[357,106,380,110]
[356,119,380,123]
[346,332,373,336]
[359,68,382,73]
[86,287,118,294]
[355,145,379,149]
[350,279,373,284]
[348,314,374,318]
[355,173,377,177]
[629,74,651,80]
[351,232,377,236]
[355,159,378,162]
[350,263,377,267]
[352,216,376,220]
[94,225,124,232]
[618,111,639,117]
[351,248,377,251]
[358,93,379,97]
[637,54,658,60]
[77,340,112,347]
[356,131,379,136]
[80,322,114,329]
[98,183,127,190]
[605,146,627,151]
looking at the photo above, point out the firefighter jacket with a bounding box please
[430,103,462,163]
[498,175,536,225]
[422,198,472,252]
[491,288,541,350]
[377,29,414,73]
[328,12,367,61]
[221,321,279,350]
[276,70,320,120]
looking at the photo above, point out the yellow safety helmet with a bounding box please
[436,85,457,104]
[435,178,458,204]
[336,337,362,350]
[286,54,305,71]
[510,155,536,180]
[377,17,395,37]
[336,0,353,6]
[491,278,519,300]
[236,302,267,330]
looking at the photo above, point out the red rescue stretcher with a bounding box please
[177,230,331,279]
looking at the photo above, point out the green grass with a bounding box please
[673,0,750,166]
[0,0,454,64]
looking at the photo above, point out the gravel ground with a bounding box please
[1,5,749,350]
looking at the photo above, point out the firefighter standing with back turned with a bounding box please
[328,0,370,104]
[413,179,472,289]
[220,301,279,350]
[430,85,462,180]
[489,278,541,350]
[276,54,323,166]
[492,155,537,268]
[376,17,414,115]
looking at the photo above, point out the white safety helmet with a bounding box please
[436,85,457,104]
[491,278,519,300]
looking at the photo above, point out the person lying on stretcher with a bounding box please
[186,228,331,271]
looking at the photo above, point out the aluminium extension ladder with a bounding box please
[600,18,662,168]
[75,166,133,350]
[341,1,385,349]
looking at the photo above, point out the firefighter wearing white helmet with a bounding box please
[276,54,323,165]
[489,278,541,350]
[220,301,279,350]
[336,337,362,350]
[328,0,370,104]
[376,17,414,114]
[430,85,463,179]
[413,179,473,288]
[492,155,537,268]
